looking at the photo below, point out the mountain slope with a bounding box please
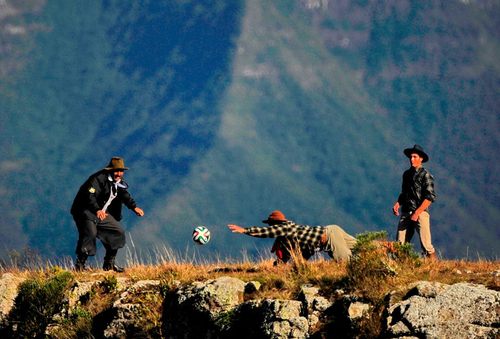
[0,0,498,261]
[0,0,242,259]
[131,0,500,259]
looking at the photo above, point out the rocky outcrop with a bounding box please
[1,272,499,338]
[164,276,247,338]
[240,299,309,338]
[104,280,162,338]
[386,281,500,338]
[298,284,332,329]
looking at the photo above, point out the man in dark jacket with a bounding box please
[71,157,144,271]
[393,145,437,260]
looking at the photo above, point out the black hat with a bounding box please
[403,144,429,163]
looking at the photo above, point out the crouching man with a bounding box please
[71,157,144,272]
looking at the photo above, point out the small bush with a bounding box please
[7,269,74,338]
[346,231,420,300]
[49,307,93,338]
[391,242,421,264]
[100,275,118,292]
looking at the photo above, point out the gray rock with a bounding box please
[298,284,332,329]
[260,299,309,338]
[67,280,97,309]
[180,276,246,314]
[103,280,162,339]
[347,301,370,320]
[165,276,246,338]
[405,280,447,298]
[387,282,500,338]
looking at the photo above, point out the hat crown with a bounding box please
[412,144,424,152]
[404,144,429,162]
[104,157,129,171]
[263,210,287,223]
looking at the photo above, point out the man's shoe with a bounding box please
[103,262,125,272]
[75,256,89,271]
[427,252,438,261]
[75,262,89,271]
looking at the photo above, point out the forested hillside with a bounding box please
[0,0,498,262]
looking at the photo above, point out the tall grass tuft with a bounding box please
[347,231,421,300]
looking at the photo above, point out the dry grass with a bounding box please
[2,251,498,302]
[2,248,497,339]
[407,259,500,289]
[60,257,498,304]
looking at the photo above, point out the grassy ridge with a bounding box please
[1,239,499,338]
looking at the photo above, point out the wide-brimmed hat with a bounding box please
[103,156,129,171]
[403,144,429,163]
[262,210,287,224]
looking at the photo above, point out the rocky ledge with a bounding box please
[0,272,499,338]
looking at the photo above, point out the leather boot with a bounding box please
[427,252,438,261]
[103,250,124,272]
[75,254,89,271]
[102,260,124,272]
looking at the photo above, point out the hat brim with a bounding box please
[262,218,287,224]
[404,148,429,162]
[104,167,129,171]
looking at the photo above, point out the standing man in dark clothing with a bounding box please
[228,210,358,263]
[393,145,437,260]
[71,157,144,272]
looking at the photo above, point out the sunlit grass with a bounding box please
[1,238,498,338]
[1,240,498,298]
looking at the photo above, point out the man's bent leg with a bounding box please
[74,218,98,270]
[96,215,126,250]
[397,214,415,243]
[102,247,124,272]
[416,211,436,257]
[75,218,98,256]
[325,225,356,261]
[97,215,126,272]
[271,237,291,265]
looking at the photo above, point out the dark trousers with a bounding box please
[74,214,126,257]
[271,236,315,263]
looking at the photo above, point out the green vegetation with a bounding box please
[347,231,421,300]
[5,268,73,338]
[100,275,118,293]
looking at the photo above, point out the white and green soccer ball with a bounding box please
[192,226,211,245]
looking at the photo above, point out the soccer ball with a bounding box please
[192,226,211,245]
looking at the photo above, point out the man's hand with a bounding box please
[410,212,420,222]
[411,199,431,221]
[227,224,245,234]
[134,207,145,217]
[392,202,400,216]
[97,210,107,221]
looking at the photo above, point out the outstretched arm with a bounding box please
[228,224,246,234]
[228,223,295,238]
